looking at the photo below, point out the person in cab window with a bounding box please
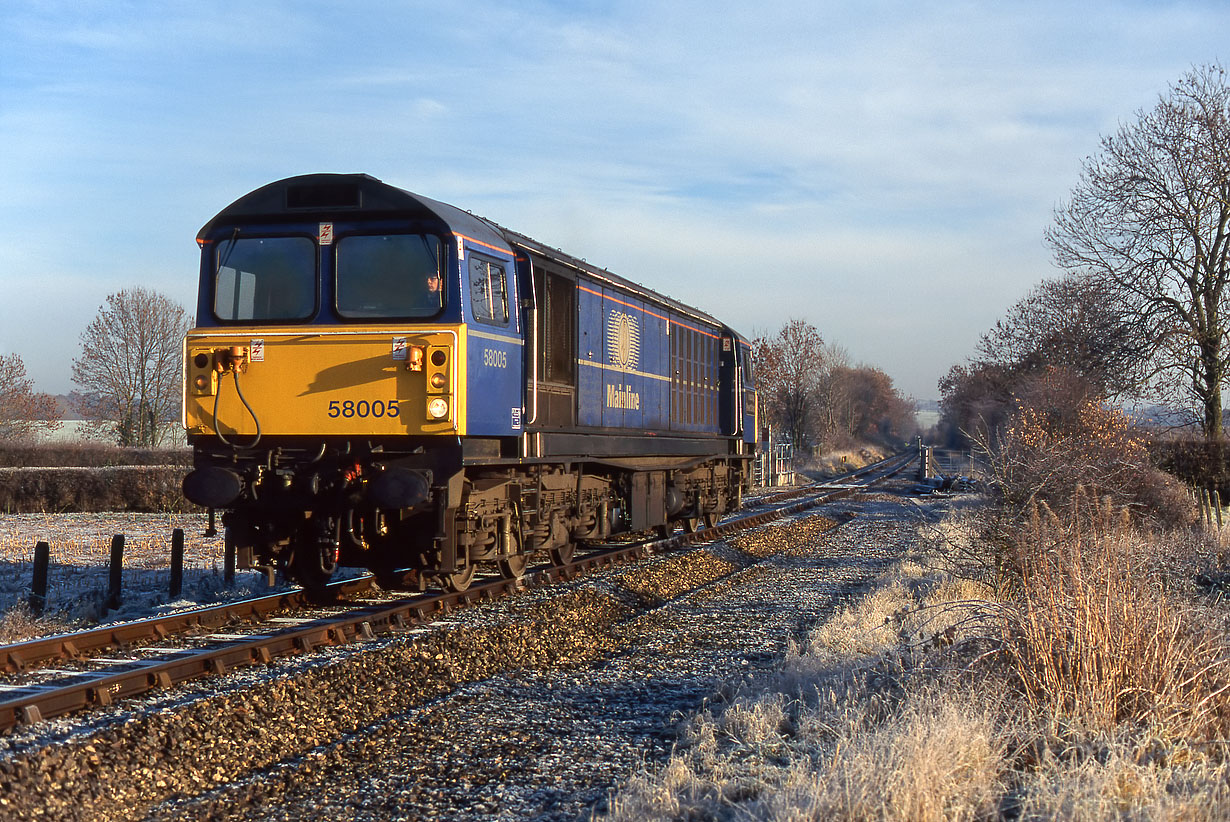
[422,270,442,309]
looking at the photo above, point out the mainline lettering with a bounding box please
[606,383,641,410]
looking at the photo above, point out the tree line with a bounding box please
[942,63,1230,448]
[0,287,191,448]
[753,318,915,452]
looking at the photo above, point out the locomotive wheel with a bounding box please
[546,514,575,566]
[497,552,528,580]
[497,532,528,580]
[290,544,339,602]
[549,541,575,566]
[655,524,671,539]
[442,562,476,593]
[681,517,700,533]
[703,513,719,529]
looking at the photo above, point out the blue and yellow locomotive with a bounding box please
[182,174,757,591]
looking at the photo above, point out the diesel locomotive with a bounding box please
[181,173,757,592]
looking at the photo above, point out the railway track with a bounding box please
[0,450,915,732]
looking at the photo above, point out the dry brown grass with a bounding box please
[0,601,78,642]
[1010,737,1230,820]
[799,558,992,664]
[798,690,1005,821]
[1002,496,1230,742]
[606,547,1011,822]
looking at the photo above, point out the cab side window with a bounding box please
[469,256,509,325]
[741,348,757,416]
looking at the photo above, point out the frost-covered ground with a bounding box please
[0,513,275,638]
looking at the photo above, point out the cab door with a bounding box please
[525,261,576,429]
[740,342,758,444]
[464,248,524,435]
[719,333,739,436]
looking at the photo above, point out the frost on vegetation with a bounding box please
[607,505,1230,822]
[610,674,1009,821]
[0,565,275,641]
[607,549,1012,822]
[0,516,286,641]
[1011,737,1230,821]
[0,601,78,643]
[725,691,1006,822]
[789,553,993,673]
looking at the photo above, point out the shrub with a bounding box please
[986,368,1192,529]
[1152,436,1230,499]
[0,466,195,513]
[1001,497,1230,741]
[0,442,190,468]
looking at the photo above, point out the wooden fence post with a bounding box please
[29,541,50,615]
[104,534,124,612]
[170,528,184,599]
[223,529,236,585]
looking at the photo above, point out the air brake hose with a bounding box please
[214,369,262,449]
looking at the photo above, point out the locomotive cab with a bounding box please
[183,174,522,589]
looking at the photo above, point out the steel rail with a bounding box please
[0,450,915,731]
[0,575,378,675]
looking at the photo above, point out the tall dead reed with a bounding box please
[1002,491,1230,740]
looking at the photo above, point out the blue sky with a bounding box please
[2,1,1228,400]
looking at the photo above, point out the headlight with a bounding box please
[427,397,449,419]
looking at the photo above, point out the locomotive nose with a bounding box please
[182,466,244,508]
[367,466,431,510]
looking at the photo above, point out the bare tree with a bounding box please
[1047,63,1230,440]
[976,272,1144,399]
[941,272,1143,449]
[0,353,61,441]
[71,287,192,447]
[938,361,1020,449]
[752,319,829,450]
[831,365,916,442]
[813,343,851,444]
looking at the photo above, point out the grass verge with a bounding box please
[605,500,1230,821]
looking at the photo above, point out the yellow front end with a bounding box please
[183,326,467,438]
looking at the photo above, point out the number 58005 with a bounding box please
[327,399,400,419]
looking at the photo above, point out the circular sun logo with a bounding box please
[607,310,640,370]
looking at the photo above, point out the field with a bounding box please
[0,512,266,640]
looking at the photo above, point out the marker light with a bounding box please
[427,398,449,420]
[430,373,447,389]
